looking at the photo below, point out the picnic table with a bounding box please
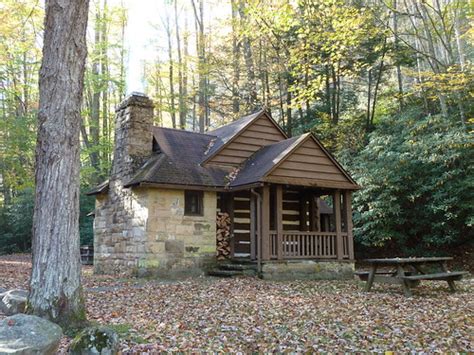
[356,257,469,297]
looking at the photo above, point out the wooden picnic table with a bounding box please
[357,257,469,297]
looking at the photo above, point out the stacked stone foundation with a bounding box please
[260,260,355,281]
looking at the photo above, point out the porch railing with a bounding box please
[270,231,350,260]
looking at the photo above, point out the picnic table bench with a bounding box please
[356,257,469,296]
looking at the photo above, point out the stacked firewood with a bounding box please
[216,212,231,260]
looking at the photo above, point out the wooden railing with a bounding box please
[270,231,350,260]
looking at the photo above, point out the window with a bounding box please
[185,190,203,216]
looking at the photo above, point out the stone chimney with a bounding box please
[111,92,154,182]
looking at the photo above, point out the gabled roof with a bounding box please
[125,127,227,189]
[229,135,306,187]
[230,133,359,189]
[202,109,287,164]
[88,111,359,194]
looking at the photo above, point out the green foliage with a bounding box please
[0,188,95,253]
[349,108,473,254]
[80,189,95,246]
[0,188,34,254]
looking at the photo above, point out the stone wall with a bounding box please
[93,187,217,277]
[260,260,355,281]
[93,93,217,277]
[141,188,217,277]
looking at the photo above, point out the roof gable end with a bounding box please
[203,110,287,167]
[262,134,359,189]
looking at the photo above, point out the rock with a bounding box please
[69,326,120,355]
[0,287,7,295]
[0,289,28,316]
[0,313,63,355]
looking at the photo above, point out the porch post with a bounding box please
[344,190,355,260]
[310,194,321,232]
[334,190,343,260]
[276,184,283,260]
[261,185,271,260]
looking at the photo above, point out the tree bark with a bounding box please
[29,0,89,328]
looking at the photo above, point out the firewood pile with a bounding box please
[216,212,231,260]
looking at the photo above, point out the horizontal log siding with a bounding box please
[233,192,251,254]
[268,138,353,187]
[208,115,286,167]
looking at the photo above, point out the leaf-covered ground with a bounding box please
[0,254,472,353]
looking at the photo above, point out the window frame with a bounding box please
[184,190,204,216]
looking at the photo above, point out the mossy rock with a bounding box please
[69,326,119,355]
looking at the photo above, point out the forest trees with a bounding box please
[29,0,89,326]
[0,0,472,256]
[81,0,128,184]
[0,0,128,252]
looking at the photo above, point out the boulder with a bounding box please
[69,326,120,355]
[0,289,28,316]
[0,313,63,355]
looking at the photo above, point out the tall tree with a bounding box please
[175,0,186,129]
[29,0,89,327]
[191,0,206,132]
[164,12,177,128]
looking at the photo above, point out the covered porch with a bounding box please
[218,184,355,263]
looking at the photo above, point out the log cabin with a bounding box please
[88,93,359,279]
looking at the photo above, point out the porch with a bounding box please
[218,184,355,263]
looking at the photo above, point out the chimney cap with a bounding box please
[116,92,154,111]
[130,91,148,97]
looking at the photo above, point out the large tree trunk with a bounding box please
[29,0,89,328]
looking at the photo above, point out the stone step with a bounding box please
[207,269,243,277]
[229,258,257,265]
[219,263,257,271]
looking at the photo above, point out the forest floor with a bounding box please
[0,254,473,353]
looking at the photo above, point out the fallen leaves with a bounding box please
[0,254,473,353]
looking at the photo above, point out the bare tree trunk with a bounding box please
[238,0,257,110]
[231,0,240,115]
[101,0,109,168]
[278,72,284,126]
[366,69,372,132]
[393,0,404,110]
[89,8,101,181]
[183,17,189,127]
[286,76,292,136]
[118,5,126,101]
[29,0,89,328]
[191,0,206,132]
[165,14,176,129]
[175,0,185,129]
